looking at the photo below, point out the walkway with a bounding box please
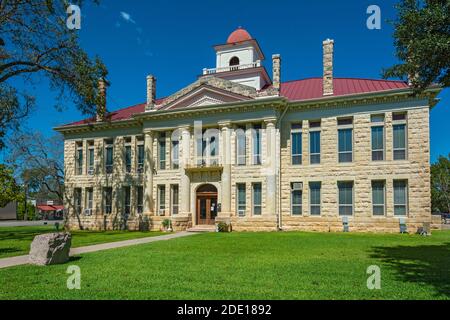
[0,231,196,269]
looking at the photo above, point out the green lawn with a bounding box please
[0,231,449,300]
[0,225,164,258]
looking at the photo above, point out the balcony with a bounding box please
[202,61,261,75]
[185,157,222,173]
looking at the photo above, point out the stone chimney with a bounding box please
[272,54,281,93]
[322,39,334,96]
[96,78,108,122]
[146,75,156,111]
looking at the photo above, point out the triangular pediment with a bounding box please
[158,76,257,110]
[163,85,252,110]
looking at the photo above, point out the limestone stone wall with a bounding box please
[62,98,432,234]
[279,106,431,233]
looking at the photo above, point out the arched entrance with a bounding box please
[196,184,218,225]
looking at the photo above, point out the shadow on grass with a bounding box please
[0,248,22,255]
[370,242,450,298]
[68,256,82,262]
[0,229,54,241]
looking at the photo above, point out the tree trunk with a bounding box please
[23,186,27,221]
[75,211,84,230]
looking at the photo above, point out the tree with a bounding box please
[17,200,36,221]
[0,0,107,148]
[6,131,71,224]
[7,132,64,200]
[0,164,21,207]
[384,0,450,92]
[431,154,450,213]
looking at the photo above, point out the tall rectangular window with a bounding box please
[291,182,302,215]
[252,124,262,165]
[103,187,112,214]
[309,131,321,164]
[86,188,93,210]
[125,144,132,173]
[76,142,83,175]
[123,186,131,215]
[158,185,166,214]
[236,183,246,216]
[393,112,407,160]
[252,182,262,215]
[236,127,246,166]
[105,139,114,174]
[371,114,385,161]
[136,186,143,214]
[393,124,406,160]
[172,139,179,169]
[87,142,95,174]
[291,123,302,165]
[196,131,205,166]
[309,120,321,164]
[209,136,219,165]
[372,181,385,216]
[309,182,321,215]
[171,185,179,215]
[137,138,144,173]
[338,118,353,163]
[338,129,353,163]
[158,132,166,170]
[74,188,82,215]
[394,180,408,216]
[338,181,354,216]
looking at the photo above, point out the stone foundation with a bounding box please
[67,214,435,234]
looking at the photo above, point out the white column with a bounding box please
[265,118,277,215]
[180,126,191,216]
[219,121,232,217]
[143,131,154,214]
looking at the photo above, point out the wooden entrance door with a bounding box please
[196,185,218,225]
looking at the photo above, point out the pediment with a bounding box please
[158,76,257,110]
[162,84,252,110]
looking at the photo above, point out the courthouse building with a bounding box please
[55,28,441,232]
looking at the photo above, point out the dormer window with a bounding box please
[229,56,239,66]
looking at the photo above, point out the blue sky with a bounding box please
[7,0,449,162]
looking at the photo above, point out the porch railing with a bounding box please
[202,61,261,75]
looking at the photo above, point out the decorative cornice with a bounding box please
[287,87,441,112]
[133,96,285,122]
[54,118,140,134]
[54,86,441,135]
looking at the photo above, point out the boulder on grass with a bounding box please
[29,232,72,266]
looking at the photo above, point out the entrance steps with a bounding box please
[187,225,216,232]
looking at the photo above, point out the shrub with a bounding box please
[162,219,171,229]
[216,222,229,232]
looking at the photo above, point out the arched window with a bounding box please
[229,56,240,66]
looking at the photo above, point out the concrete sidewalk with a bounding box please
[0,231,196,269]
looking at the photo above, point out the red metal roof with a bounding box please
[280,77,409,101]
[66,98,165,126]
[227,27,252,44]
[61,78,409,127]
[37,205,64,212]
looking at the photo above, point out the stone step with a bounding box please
[187,225,216,232]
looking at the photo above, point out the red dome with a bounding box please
[227,27,252,44]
